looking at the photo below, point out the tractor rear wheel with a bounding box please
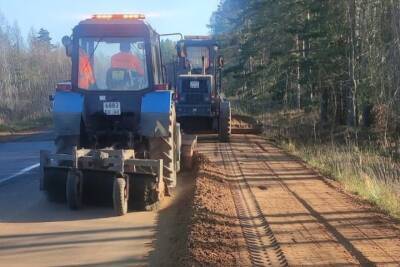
[149,107,179,191]
[113,177,128,216]
[44,168,68,203]
[219,101,232,142]
[130,174,164,211]
[44,136,77,203]
[66,170,83,210]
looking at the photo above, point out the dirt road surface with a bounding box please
[198,134,400,266]
[2,133,400,266]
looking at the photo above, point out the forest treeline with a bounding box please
[210,0,400,144]
[0,13,69,123]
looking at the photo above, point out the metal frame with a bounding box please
[40,148,163,187]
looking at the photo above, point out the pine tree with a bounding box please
[37,28,51,46]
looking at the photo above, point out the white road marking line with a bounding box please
[0,163,40,186]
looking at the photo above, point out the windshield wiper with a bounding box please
[88,36,105,60]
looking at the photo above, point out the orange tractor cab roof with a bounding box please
[73,14,157,38]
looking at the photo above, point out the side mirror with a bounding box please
[176,45,180,57]
[213,45,219,52]
[218,56,224,68]
[176,42,185,58]
[61,35,72,57]
[185,59,192,71]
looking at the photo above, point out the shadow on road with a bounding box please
[0,230,153,252]
[147,170,196,266]
[56,256,148,267]
[0,171,125,223]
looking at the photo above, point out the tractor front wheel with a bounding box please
[113,177,128,216]
[66,170,83,210]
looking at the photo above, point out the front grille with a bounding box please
[176,105,212,116]
[185,93,204,104]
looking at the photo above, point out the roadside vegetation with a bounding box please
[209,1,400,219]
[290,143,400,219]
[0,12,69,130]
[0,115,52,133]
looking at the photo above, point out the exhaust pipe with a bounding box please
[202,56,206,75]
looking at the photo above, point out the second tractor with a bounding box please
[172,36,231,142]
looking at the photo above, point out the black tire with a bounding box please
[144,177,164,211]
[43,136,77,202]
[219,101,232,142]
[66,170,83,210]
[131,175,163,211]
[113,177,128,216]
[149,107,178,189]
[42,168,68,203]
[175,123,182,174]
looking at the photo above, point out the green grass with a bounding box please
[280,139,400,219]
[0,115,52,133]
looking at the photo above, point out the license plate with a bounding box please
[190,80,200,89]
[103,102,121,115]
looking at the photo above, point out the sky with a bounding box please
[0,0,220,44]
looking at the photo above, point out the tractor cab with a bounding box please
[176,36,219,76]
[63,14,164,92]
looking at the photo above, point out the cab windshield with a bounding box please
[186,46,210,70]
[78,37,149,91]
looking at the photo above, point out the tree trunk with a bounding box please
[296,35,301,109]
[347,0,358,127]
[320,88,329,125]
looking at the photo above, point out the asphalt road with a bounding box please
[0,133,159,267]
[0,133,53,185]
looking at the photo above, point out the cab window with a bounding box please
[186,46,210,70]
[78,37,149,91]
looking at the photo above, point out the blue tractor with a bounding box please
[40,14,182,215]
[174,36,231,141]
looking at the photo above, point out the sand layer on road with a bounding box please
[186,155,250,266]
[149,155,250,266]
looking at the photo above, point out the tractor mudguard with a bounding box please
[139,91,173,137]
[53,91,83,138]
